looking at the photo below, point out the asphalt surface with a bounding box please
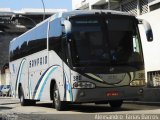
[0,97,160,120]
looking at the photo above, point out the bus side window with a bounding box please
[49,18,63,58]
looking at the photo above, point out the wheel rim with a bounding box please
[20,94,23,103]
[54,89,59,107]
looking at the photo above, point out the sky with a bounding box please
[0,0,72,10]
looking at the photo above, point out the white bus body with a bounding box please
[9,10,153,111]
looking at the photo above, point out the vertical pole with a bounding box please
[41,0,46,20]
[108,0,111,10]
[137,0,141,16]
[89,3,92,10]
[119,1,122,11]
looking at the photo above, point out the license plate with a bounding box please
[106,91,120,97]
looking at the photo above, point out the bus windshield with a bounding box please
[70,15,143,69]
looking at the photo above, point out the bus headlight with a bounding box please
[130,80,146,86]
[73,82,96,89]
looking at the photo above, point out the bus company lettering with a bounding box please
[29,56,47,68]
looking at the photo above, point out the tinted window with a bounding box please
[49,18,62,57]
[70,15,143,69]
[10,21,48,61]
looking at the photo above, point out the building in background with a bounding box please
[0,64,10,85]
[72,0,160,16]
[0,8,67,68]
[0,8,67,33]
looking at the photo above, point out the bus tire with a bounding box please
[109,100,123,108]
[53,84,65,111]
[19,86,28,106]
[29,100,36,106]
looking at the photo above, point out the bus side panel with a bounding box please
[28,50,49,101]
[47,18,67,102]
[9,58,29,99]
[63,63,72,102]
[48,51,65,101]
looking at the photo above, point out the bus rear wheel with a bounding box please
[19,87,28,106]
[53,84,65,111]
[109,100,123,108]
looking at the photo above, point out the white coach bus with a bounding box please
[9,10,153,111]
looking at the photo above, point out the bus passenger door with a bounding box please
[61,34,72,102]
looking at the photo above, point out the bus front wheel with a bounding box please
[53,84,65,111]
[109,100,123,108]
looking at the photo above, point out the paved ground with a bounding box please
[0,97,160,120]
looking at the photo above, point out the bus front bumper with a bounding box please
[71,86,144,103]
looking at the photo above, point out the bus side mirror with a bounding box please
[61,19,71,34]
[139,19,153,42]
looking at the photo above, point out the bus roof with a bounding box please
[61,10,135,18]
[10,10,135,43]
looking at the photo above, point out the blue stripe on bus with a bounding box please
[64,70,73,101]
[32,65,60,99]
[37,67,58,99]
[32,64,73,101]
[32,66,52,99]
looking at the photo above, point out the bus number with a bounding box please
[73,76,81,81]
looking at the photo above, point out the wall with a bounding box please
[72,0,84,10]
[0,33,19,68]
[0,69,10,85]
[0,70,1,85]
